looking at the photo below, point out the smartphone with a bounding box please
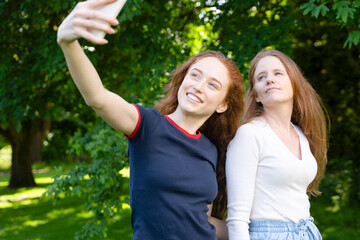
[90,0,127,38]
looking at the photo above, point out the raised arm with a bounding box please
[57,0,138,135]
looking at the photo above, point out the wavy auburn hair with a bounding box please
[244,49,329,196]
[155,51,244,219]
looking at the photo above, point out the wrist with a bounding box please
[58,39,79,50]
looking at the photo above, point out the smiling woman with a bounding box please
[57,1,244,239]
[171,57,230,129]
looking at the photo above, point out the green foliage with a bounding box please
[344,30,360,47]
[46,120,129,239]
[300,1,329,18]
[0,171,133,240]
[300,0,360,48]
[1,0,358,237]
[0,135,8,150]
[0,0,74,127]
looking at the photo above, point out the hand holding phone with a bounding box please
[90,0,127,38]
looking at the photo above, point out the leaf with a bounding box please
[300,2,317,15]
[343,30,360,48]
[312,5,321,18]
[333,1,355,23]
[319,4,329,17]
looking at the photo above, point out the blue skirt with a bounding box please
[249,217,322,240]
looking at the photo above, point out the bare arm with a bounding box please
[207,204,229,240]
[57,0,137,135]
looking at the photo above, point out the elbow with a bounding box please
[83,95,106,110]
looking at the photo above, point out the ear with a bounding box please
[216,102,228,113]
[255,97,260,102]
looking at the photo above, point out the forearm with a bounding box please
[56,0,138,135]
[209,217,228,240]
[59,40,107,108]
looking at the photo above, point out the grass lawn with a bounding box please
[0,144,359,239]
[1,172,359,240]
[0,170,133,240]
[310,197,360,240]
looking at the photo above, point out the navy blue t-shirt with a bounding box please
[127,104,218,240]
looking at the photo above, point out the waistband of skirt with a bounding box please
[249,216,314,232]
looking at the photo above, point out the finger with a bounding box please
[85,0,118,10]
[74,18,115,34]
[76,27,108,45]
[75,8,119,25]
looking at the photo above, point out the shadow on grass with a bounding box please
[0,171,133,240]
[0,193,133,240]
[0,183,52,196]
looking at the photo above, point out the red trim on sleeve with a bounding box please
[125,104,141,139]
[165,115,202,139]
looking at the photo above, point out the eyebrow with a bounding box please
[256,69,286,78]
[190,68,223,86]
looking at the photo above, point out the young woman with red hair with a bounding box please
[226,49,328,240]
[57,0,244,239]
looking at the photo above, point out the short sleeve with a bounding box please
[126,104,162,143]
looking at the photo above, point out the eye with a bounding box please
[275,72,283,76]
[257,75,265,81]
[208,82,219,89]
[191,72,200,79]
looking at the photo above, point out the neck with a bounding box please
[262,102,293,132]
[167,108,208,135]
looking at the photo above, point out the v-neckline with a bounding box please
[263,118,303,161]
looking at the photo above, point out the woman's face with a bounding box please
[177,57,230,118]
[253,56,294,108]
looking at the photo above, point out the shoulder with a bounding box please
[127,104,163,141]
[133,104,161,117]
[227,118,264,163]
[236,117,267,137]
[228,118,266,150]
[133,104,164,125]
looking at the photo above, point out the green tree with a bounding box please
[291,22,360,206]
[1,0,355,237]
[0,0,78,188]
[300,0,360,48]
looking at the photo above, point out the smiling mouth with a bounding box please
[186,92,203,103]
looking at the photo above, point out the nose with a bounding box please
[266,74,275,85]
[193,79,206,92]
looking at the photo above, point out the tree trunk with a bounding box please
[31,119,51,164]
[7,118,50,189]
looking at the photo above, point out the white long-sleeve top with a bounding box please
[226,117,317,240]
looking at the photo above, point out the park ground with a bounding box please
[0,146,359,239]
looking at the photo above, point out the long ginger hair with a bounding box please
[244,49,328,196]
[155,51,244,219]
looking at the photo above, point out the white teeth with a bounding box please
[187,93,201,103]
